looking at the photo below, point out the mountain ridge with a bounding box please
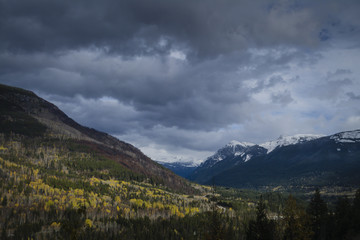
[260,134,325,153]
[189,129,360,190]
[0,83,193,193]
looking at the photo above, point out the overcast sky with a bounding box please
[1,0,360,164]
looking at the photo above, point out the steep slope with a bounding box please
[0,83,192,193]
[190,131,360,190]
[190,142,266,183]
[198,141,255,168]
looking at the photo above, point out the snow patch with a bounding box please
[330,130,360,143]
[227,140,255,148]
[244,154,252,162]
[260,134,324,154]
[215,156,224,161]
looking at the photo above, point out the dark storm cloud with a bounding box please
[1,0,360,162]
[2,0,359,59]
[26,51,253,131]
[1,0,255,57]
[0,47,310,132]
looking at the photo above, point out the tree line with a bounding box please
[246,189,360,240]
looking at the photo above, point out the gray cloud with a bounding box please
[326,69,352,79]
[271,90,294,106]
[2,0,359,59]
[347,92,360,100]
[1,0,360,163]
[310,72,354,100]
[251,75,286,93]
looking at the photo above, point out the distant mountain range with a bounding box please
[186,131,360,190]
[157,161,199,179]
[0,83,193,193]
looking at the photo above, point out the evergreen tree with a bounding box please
[206,183,225,240]
[1,195,7,206]
[1,225,7,240]
[334,197,351,239]
[60,207,86,240]
[247,195,275,240]
[282,195,312,240]
[307,189,328,240]
[208,209,225,240]
[352,189,360,237]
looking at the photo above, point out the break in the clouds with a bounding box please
[1,0,360,164]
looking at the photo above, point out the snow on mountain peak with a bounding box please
[260,134,324,153]
[199,130,358,171]
[227,140,255,148]
[330,129,360,143]
[201,140,255,167]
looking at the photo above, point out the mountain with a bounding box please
[259,134,325,153]
[0,83,193,193]
[190,141,266,184]
[199,141,256,168]
[158,161,199,178]
[189,135,325,184]
[189,131,360,190]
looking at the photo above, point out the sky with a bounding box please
[1,0,360,164]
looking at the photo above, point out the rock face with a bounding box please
[190,131,360,190]
[0,83,193,193]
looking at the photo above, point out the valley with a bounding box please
[0,83,359,239]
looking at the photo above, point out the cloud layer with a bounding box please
[1,0,360,163]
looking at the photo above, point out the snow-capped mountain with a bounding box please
[260,134,324,153]
[189,130,360,190]
[162,134,326,181]
[189,141,266,183]
[330,129,360,143]
[198,140,255,169]
[196,133,324,170]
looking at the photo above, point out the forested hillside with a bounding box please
[0,83,191,192]
[1,83,359,239]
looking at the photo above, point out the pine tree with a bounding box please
[334,197,351,239]
[352,189,360,236]
[1,195,7,206]
[247,195,275,240]
[206,182,225,240]
[307,189,328,240]
[282,195,312,240]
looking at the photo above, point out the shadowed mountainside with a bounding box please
[0,83,193,193]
